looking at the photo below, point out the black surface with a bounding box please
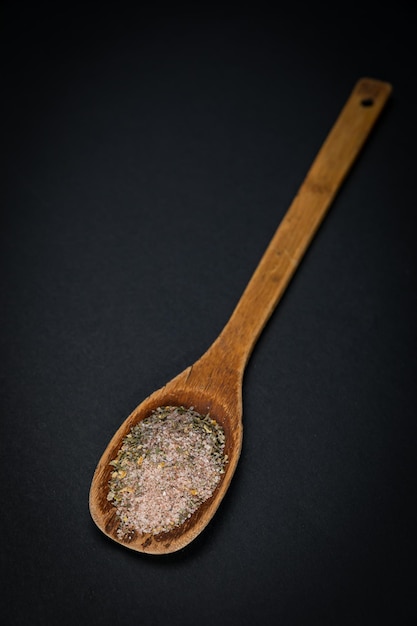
[2,4,417,625]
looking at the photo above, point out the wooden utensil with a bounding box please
[89,77,392,554]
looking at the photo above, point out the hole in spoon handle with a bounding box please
[207,77,392,373]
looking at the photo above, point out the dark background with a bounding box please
[2,3,416,625]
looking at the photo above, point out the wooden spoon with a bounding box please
[89,77,392,554]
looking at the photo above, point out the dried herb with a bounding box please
[108,406,228,537]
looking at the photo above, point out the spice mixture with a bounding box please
[108,406,228,537]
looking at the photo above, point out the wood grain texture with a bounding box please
[89,77,392,554]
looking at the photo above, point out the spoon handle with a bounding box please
[206,77,392,374]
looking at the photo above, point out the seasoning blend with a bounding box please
[108,406,228,538]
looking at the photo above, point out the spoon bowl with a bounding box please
[89,78,392,554]
[89,344,245,554]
